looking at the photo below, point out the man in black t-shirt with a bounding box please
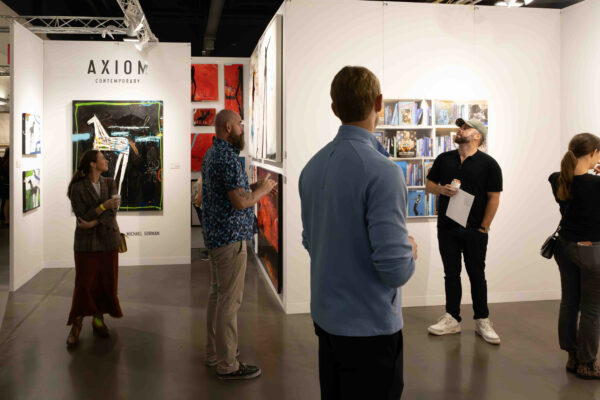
[426,118,503,345]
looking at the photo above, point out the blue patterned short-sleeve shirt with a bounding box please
[201,138,257,249]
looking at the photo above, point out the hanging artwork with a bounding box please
[72,100,163,211]
[191,133,215,171]
[193,108,216,126]
[23,169,40,212]
[191,64,218,102]
[224,64,244,119]
[22,113,41,155]
[256,166,282,293]
[249,15,282,161]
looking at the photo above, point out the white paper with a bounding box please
[446,189,475,228]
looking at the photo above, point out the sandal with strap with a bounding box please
[66,316,83,347]
[92,314,110,338]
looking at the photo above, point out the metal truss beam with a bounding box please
[0,16,127,36]
[114,0,158,44]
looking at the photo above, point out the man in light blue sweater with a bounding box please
[299,66,417,399]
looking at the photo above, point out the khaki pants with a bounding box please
[206,240,247,374]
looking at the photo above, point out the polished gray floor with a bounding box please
[0,250,599,399]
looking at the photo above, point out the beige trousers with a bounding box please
[206,240,247,374]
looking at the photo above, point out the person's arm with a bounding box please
[366,165,416,288]
[299,171,310,252]
[77,218,99,230]
[227,179,276,210]
[70,183,114,221]
[480,192,500,232]
[426,179,457,197]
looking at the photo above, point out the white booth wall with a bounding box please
[281,1,562,313]
[41,41,191,270]
[561,0,600,149]
[10,22,44,291]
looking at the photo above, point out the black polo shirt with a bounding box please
[427,150,503,229]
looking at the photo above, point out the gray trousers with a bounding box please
[206,240,247,374]
[555,238,600,363]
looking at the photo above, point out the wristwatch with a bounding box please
[479,226,489,233]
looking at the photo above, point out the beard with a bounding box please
[454,135,471,144]
[230,133,245,151]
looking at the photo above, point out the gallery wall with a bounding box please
[561,0,600,150]
[42,41,191,268]
[282,1,562,313]
[10,22,44,290]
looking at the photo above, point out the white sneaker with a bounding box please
[475,318,501,345]
[428,313,461,335]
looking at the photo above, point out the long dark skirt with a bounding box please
[67,249,123,325]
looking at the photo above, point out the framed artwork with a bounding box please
[191,133,215,171]
[22,113,41,155]
[72,100,163,211]
[23,169,40,212]
[256,166,282,293]
[193,108,216,126]
[224,64,243,118]
[191,64,218,102]
[248,15,282,162]
[191,179,202,227]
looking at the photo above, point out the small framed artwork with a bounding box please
[22,113,41,155]
[193,108,216,126]
[23,169,40,212]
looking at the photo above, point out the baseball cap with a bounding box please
[455,118,487,143]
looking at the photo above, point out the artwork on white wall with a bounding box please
[248,15,282,162]
[22,113,41,155]
[23,169,40,212]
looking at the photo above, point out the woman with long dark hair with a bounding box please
[549,133,600,379]
[66,149,123,347]
[0,147,10,225]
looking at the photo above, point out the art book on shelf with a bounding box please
[406,160,423,186]
[424,160,434,179]
[408,190,426,217]
[394,161,408,183]
[435,100,454,126]
[395,130,417,158]
[426,193,437,216]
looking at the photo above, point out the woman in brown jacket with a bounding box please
[66,149,123,346]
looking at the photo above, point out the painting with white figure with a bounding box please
[22,113,41,155]
[72,101,163,211]
[23,169,40,212]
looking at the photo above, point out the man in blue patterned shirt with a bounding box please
[202,109,276,380]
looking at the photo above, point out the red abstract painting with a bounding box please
[224,64,243,118]
[191,64,218,102]
[256,167,282,292]
[193,108,216,126]
[191,133,215,171]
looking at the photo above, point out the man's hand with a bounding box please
[594,164,600,175]
[409,235,418,260]
[258,177,277,196]
[440,184,458,197]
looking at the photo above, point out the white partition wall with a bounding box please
[42,41,191,268]
[10,22,44,291]
[280,1,562,313]
[561,0,600,148]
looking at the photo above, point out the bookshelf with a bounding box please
[375,98,488,219]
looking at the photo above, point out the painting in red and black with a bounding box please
[191,133,215,171]
[193,108,216,126]
[256,167,282,293]
[224,64,243,119]
[191,64,218,102]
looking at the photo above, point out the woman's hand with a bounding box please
[77,218,99,230]
[103,197,120,210]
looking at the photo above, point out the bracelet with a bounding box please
[100,204,106,211]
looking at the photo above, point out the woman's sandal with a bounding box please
[92,314,110,338]
[66,316,83,347]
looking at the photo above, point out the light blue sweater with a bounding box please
[299,125,415,336]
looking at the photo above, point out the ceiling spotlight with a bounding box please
[495,1,507,5]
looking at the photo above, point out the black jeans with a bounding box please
[554,238,600,363]
[314,323,404,400]
[438,226,489,322]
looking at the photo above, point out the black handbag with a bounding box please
[540,226,560,259]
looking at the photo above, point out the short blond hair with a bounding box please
[330,66,381,123]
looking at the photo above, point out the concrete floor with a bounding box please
[0,249,599,399]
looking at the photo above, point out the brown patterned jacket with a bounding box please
[69,176,121,252]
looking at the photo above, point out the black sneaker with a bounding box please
[216,362,261,380]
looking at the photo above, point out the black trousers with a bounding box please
[438,226,489,322]
[314,323,404,400]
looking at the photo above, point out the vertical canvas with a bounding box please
[22,113,41,155]
[191,64,218,102]
[72,101,163,211]
[193,108,216,126]
[224,64,244,118]
[256,166,282,293]
[249,15,282,161]
[191,133,215,172]
[22,169,40,212]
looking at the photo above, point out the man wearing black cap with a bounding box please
[425,118,503,344]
